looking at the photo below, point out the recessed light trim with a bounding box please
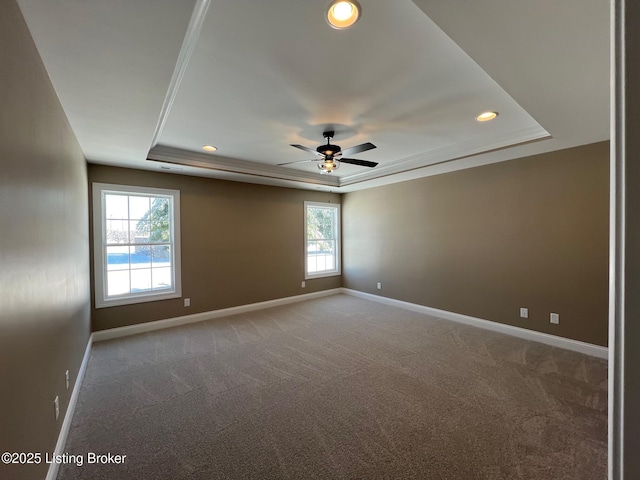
[202,145,217,152]
[326,0,361,30]
[476,111,499,122]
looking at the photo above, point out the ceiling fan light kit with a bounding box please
[319,159,340,173]
[326,0,361,30]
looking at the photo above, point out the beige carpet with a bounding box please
[59,294,607,479]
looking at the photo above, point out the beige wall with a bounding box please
[0,2,91,480]
[343,142,609,346]
[88,165,342,331]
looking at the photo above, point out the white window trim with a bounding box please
[92,183,182,308]
[304,201,341,280]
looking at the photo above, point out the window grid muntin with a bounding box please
[102,191,174,299]
[94,183,181,308]
[304,201,341,279]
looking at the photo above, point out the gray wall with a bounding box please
[343,142,609,346]
[88,165,342,331]
[0,2,91,480]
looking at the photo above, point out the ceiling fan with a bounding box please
[278,131,378,173]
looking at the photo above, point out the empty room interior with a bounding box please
[3,0,635,479]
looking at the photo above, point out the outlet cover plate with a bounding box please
[550,313,560,324]
[520,308,529,319]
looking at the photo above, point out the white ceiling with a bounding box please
[17,0,609,192]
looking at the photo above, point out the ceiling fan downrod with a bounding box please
[318,131,341,158]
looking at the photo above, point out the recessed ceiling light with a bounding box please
[476,111,499,122]
[326,0,361,30]
[202,145,217,152]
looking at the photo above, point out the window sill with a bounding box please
[95,290,181,309]
[305,271,342,280]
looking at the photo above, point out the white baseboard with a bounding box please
[92,288,343,342]
[45,335,93,480]
[341,288,608,359]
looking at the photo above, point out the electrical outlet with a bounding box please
[520,308,529,319]
[377,282,382,290]
[65,370,70,390]
[550,313,560,324]
[54,396,59,420]
[184,298,190,307]
[301,281,305,288]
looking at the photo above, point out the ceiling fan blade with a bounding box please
[340,158,378,168]
[341,142,376,157]
[290,144,322,156]
[277,158,318,166]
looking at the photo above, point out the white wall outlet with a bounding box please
[377,282,382,290]
[184,298,190,307]
[301,281,305,288]
[54,396,59,420]
[520,308,529,319]
[65,370,70,390]
[550,313,560,324]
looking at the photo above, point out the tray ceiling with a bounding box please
[16,0,609,192]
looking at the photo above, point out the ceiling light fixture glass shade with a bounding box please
[476,111,499,122]
[318,160,340,173]
[202,145,217,152]
[326,0,361,29]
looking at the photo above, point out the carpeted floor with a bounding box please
[58,294,607,479]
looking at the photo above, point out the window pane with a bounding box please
[152,245,171,266]
[152,267,172,290]
[131,268,152,293]
[150,221,170,243]
[105,194,128,220]
[106,246,129,271]
[150,198,169,220]
[130,245,152,269]
[307,253,336,273]
[129,196,150,220]
[107,270,130,296]
[149,197,170,242]
[307,207,335,240]
[132,220,150,244]
[307,239,336,273]
[105,219,129,244]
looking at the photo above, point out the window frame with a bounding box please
[304,201,341,280]
[92,183,182,308]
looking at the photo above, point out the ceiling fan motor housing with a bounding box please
[317,143,341,157]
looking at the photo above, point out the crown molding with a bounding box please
[339,125,551,185]
[147,145,340,187]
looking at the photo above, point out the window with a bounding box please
[305,201,341,278]
[92,183,181,308]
